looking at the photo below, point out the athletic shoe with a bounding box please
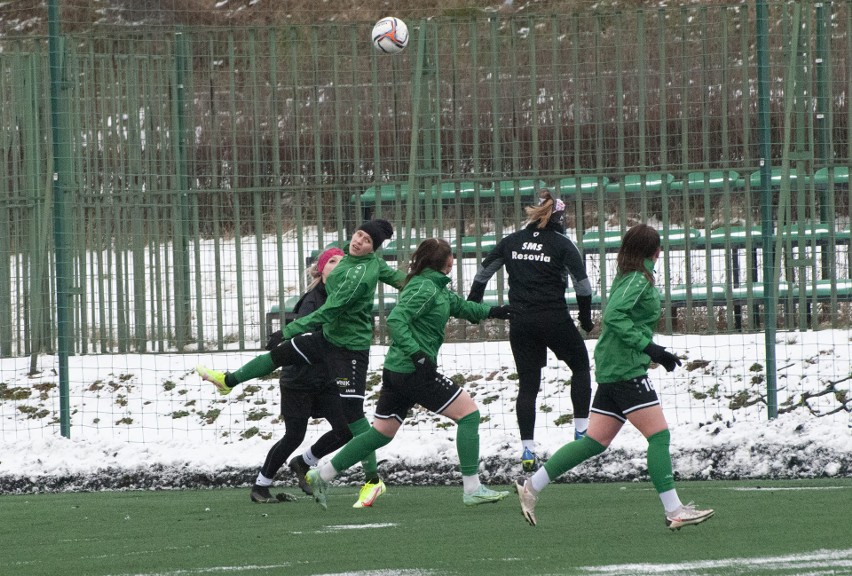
[289,455,313,496]
[574,428,587,440]
[305,469,329,510]
[249,484,278,504]
[353,479,386,508]
[515,477,538,527]
[665,502,715,530]
[463,485,510,507]
[521,447,540,472]
[196,365,231,395]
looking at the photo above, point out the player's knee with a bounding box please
[517,371,542,395]
[580,434,608,456]
[647,428,671,447]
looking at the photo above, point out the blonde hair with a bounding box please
[305,263,323,291]
[524,189,557,229]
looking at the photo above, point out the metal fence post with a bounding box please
[48,0,72,437]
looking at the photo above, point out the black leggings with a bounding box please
[259,415,352,480]
[516,367,591,440]
[510,310,592,441]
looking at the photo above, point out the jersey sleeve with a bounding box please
[282,271,369,339]
[379,258,407,290]
[601,273,654,351]
[448,291,491,323]
[472,240,507,287]
[387,280,439,360]
[561,235,594,298]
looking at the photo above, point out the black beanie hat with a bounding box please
[358,219,394,249]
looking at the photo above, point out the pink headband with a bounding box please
[317,247,344,274]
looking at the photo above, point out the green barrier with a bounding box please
[748,167,811,189]
[604,173,673,194]
[704,223,850,247]
[431,181,491,201]
[495,179,548,198]
[702,225,763,248]
[307,234,501,265]
[556,175,605,196]
[581,227,701,253]
[670,170,743,192]
[456,234,498,254]
[354,183,408,204]
[383,234,500,259]
[353,179,547,206]
[813,166,849,187]
[350,167,849,206]
[668,279,852,305]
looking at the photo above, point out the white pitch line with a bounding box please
[727,486,851,491]
[324,522,399,530]
[578,548,852,575]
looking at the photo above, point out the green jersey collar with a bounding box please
[421,267,451,287]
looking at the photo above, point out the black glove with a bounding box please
[411,351,438,379]
[643,342,682,372]
[488,305,515,320]
[265,330,284,351]
[576,294,594,332]
[466,281,486,303]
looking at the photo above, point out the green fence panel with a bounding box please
[2,5,852,356]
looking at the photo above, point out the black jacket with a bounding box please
[279,282,329,389]
[469,221,593,313]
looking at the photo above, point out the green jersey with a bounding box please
[283,245,405,350]
[385,268,492,373]
[594,258,660,384]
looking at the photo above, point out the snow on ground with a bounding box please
[1,226,851,492]
[1,331,850,493]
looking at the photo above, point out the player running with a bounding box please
[514,223,714,530]
[305,238,514,508]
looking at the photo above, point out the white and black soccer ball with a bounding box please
[372,17,409,54]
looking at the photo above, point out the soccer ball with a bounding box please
[372,17,409,54]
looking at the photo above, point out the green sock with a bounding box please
[543,435,606,479]
[348,417,380,481]
[647,429,676,493]
[330,426,392,474]
[230,353,276,385]
[456,411,480,477]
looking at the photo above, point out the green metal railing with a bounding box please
[1,2,850,366]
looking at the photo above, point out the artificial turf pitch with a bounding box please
[3,479,851,576]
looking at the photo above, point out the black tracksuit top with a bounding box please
[472,221,592,312]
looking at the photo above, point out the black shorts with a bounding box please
[276,331,370,423]
[280,387,345,421]
[374,368,463,424]
[326,348,369,401]
[509,309,590,373]
[590,375,660,423]
[285,331,369,399]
